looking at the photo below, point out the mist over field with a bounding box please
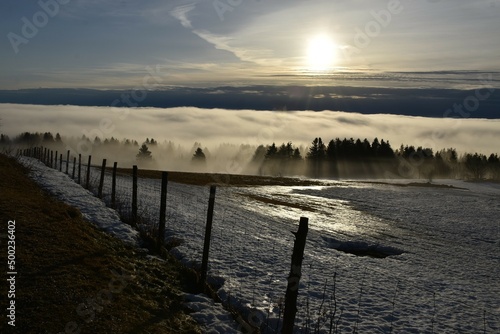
[2,102,499,176]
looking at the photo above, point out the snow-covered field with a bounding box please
[21,157,500,333]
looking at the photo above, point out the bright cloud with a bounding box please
[2,104,499,155]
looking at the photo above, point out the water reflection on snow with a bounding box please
[233,185,393,238]
[108,173,499,333]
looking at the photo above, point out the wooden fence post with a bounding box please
[158,172,168,247]
[55,150,58,168]
[86,155,92,189]
[200,185,217,286]
[66,150,70,174]
[111,162,117,208]
[132,165,138,225]
[78,154,82,184]
[72,157,76,179]
[282,217,309,334]
[59,153,63,172]
[98,159,106,198]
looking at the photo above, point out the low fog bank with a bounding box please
[2,103,500,178]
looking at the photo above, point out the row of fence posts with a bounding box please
[19,145,309,334]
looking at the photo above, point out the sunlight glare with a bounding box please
[306,35,337,72]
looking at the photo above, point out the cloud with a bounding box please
[1,104,499,156]
[170,4,196,29]
[192,30,273,65]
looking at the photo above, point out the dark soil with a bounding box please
[0,154,201,334]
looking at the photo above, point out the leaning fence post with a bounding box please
[59,153,63,172]
[78,154,82,184]
[55,150,58,168]
[86,155,92,189]
[158,171,168,247]
[111,162,117,208]
[200,185,217,287]
[66,150,70,174]
[98,158,106,198]
[282,217,309,334]
[50,150,54,168]
[72,157,76,179]
[132,165,138,226]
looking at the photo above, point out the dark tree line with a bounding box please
[3,131,499,180]
[252,137,500,180]
[0,131,63,146]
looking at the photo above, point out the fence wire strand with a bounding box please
[28,150,500,334]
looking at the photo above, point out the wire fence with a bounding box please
[19,146,500,334]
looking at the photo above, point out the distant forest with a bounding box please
[2,131,499,181]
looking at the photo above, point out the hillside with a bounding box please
[0,154,201,333]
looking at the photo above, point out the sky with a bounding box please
[1,0,500,89]
[1,1,499,158]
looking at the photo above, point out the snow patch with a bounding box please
[19,157,139,245]
[18,157,242,333]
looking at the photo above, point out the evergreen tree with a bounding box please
[277,142,294,159]
[464,153,487,180]
[378,140,394,158]
[487,153,500,180]
[265,143,278,159]
[307,137,326,160]
[192,147,206,165]
[0,134,11,144]
[193,147,206,160]
[292,148,302,160]
[252,145,267,162]
[326,140,336,161]
[136,143,152,161]
[371,138,380,156]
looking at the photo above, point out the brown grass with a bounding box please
[0,155,201,334]
[113,167,327,187]
[240,193,317,212]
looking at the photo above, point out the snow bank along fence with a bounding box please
[19,146,312,333]
[18,147,500,333]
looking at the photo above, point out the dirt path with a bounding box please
[0,154,201,334]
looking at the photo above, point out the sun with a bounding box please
[306,35,337,72]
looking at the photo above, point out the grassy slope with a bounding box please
[0,155,201,334]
